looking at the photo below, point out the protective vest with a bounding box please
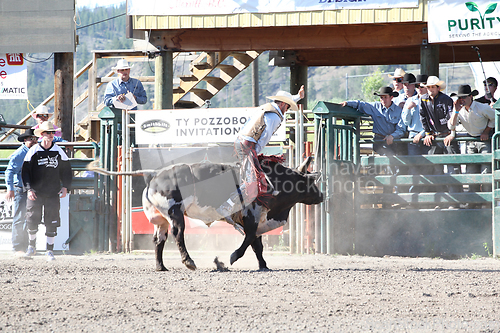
[239,103,284,141]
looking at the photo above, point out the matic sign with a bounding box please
[0,53,28,100]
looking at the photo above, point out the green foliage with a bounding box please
[361,69,385,102]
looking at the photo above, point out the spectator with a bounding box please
[217,87,305,226]
[4,128,38,255]
[389,68,406,108]
[104,59,147,110]
[21,121,72,261]
[341,86,405,196]
[31,106,63,142]
[401,74,430,193]
[448,84,495,200]
[475,77,497,105]
[419,75,462,197]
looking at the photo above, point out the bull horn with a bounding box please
[297,156,313,173]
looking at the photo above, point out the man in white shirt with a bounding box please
[448,84,495,196]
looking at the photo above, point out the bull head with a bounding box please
[297,156,313,173]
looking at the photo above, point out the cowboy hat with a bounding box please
[415,74,429,85]
[402,73,416,84]
[424,76,446,91]
[373,86,399,97]
[267,91,299,111]
[451,84,479,98]
[388,68,406,78]
[31,105,53,119]
[17,128,36,142]
[112,59,133,71]
[34,121,59,137]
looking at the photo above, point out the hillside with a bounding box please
[0,3,476,140]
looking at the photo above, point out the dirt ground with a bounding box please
[0,250,499,332]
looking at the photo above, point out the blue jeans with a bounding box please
[12,188,28,251]
[427,140,462,193]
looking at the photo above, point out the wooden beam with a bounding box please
[151,22,428,52]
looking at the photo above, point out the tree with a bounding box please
[361,69,385,102]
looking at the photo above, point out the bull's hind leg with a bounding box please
[169,205,197,270]
[153,224,169,271]
[251,236,269,271]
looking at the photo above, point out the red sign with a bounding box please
[6,53,23,66]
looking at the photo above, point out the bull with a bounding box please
[90,155,323,271]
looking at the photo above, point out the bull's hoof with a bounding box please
[230,251,239,265]
[156,264,168,271]
[259,266,270,271]
[183,259,197,271]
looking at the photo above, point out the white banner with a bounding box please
[0,53,28,100]
[135,108,286,145]
[128,0,418,16]
[428,0,500,43]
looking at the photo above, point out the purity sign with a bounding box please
[135,108,286,145]
[428,0,500,43]
[0,53,27,99]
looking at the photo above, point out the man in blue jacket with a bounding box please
[104,59,147,110]
[5,128,38,255]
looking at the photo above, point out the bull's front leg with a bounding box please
[153,224,169,271]
[251,236,269,271]
[169,205,197,270]
[230,207,258,266]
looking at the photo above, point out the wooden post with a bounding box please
[290,64,307,108]
[252,59,259,107]
[420,43,440,77]
[54,52,74,142]
[155,50,173,109]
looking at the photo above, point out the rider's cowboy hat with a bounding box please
[267,91,299,111]
[34,121,58,137]
[424,76,446,91]
[112,59,133,71]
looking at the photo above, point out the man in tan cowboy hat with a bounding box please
[448,84,495,198]
[5,128,38,255]
[104,58,147,110]
[21,121,72,261]
[216,86,305,226]
[419,75,462,196]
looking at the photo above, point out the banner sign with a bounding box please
[0,53,28,100]
[135,108,286,145]
[428,0,500,43]
[128,0,418,16]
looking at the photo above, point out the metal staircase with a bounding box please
[174,51,262,108]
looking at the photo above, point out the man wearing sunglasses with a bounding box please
[390,68,406,108]
[21,121,72,261]
[5,128,38,256]
[31,105,64,142]
[475,77,497,105]
[217,86,305,227]
[448,84,495,202]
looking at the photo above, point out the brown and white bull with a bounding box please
[91,156,323,271]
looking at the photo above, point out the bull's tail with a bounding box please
[87,159,157,179]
